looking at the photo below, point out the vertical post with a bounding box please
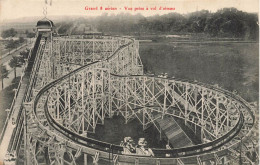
[135,158,139,165]
[143,108,145,130]
[84,153,88,165]
[239,139,242,165]
[103,41,106,59]
[125,77,128,124]
[172,82,175,108]
[134,78,137,109]
[131,43,134,73]
[51,30,55,79]
[72,43,74,64]
[23,106,28,165]
[201,88,204,143]
[58,40,61,75]
[122,49,125,75]
[24,103,33,165]
[108,70,112,118]
[215,95,219,137]
[92,69,96,132]
[117,54,119,74]
[92,38,95,61]
[152,77,155,106]
[81,71,85,133]
[65,41,67,74]
[194,86,198,108]
[112,39,114,54]
[185,83,188,125]
[81,41,84,65]
[163,80,168,118]
[143,77,146,130]
[194,87,198,134]
[57,89,60,120]
[68,86,71,121]
[160,127,162,140]
[101,70,104,124]
[227,100,230,128]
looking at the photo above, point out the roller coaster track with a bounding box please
[19,35,258,165]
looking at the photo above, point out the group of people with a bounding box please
[4,151,17,164]
[120,137,154,157]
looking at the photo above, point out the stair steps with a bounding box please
[156,116,193,148]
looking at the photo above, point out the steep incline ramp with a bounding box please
[156,116,193,148]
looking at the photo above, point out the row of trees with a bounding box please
[95,8,258,39]
[5,37,26,54]
[25,30,35,38]
[55,8,258,40]
[1,49,30,89]
[1,28,17,39]
[1,28,35,39]
[1,65,8,89]
[1,28,34,89]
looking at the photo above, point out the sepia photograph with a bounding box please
[0,0,259,164]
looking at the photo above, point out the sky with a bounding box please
[0,0,259,22]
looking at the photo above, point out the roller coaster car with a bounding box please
[135,147,154,157]
[122,147,136,155]
[165,144,172,157]
[121,145,154,157]
[136,138,154,157]
[120,137,136,154]
[120,137,154,157]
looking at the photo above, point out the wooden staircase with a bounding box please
[156,115,193,148]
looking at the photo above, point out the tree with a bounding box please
[9,56,21,79]
[26,32,35,44]
[5,39,19,54]
[1,28,17,39]
[14,40,19,50]
[19,49,30,64]
[57,22,73,34]
[5,39,15,49]
[26,32,35,38]
[20,49,30,59]
[1,64,9,89]
[19,37,25,43]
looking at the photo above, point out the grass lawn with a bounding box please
[139,41,258,102]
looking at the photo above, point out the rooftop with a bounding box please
[36,18,54,28]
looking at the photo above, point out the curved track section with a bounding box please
[24,36,258,165]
